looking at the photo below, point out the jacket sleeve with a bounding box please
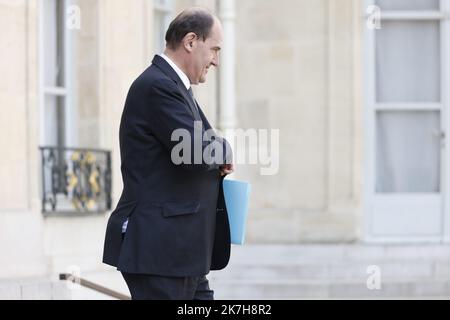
[147,79,226,172]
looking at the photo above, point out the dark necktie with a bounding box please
[187,87,200,114]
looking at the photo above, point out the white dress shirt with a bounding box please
[159,53,191,90]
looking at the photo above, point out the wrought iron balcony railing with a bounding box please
[39,146,112,214]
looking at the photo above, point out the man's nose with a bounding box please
[212,55,219,67]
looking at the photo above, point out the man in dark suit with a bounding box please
[102,8,234,300]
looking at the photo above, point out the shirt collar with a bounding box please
[159,53,191,91]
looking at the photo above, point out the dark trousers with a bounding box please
[121,272,214,300]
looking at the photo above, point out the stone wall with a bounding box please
[234,0,364,242]
[0,0,365,283]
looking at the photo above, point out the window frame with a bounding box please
[39,0,77,148]
[153,0,174,54]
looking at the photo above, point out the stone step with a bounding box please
[209,278,450,299]
[228,244,450,263]
[208,245,450,299]
[4,245,450,299]
[0,278,71,300]
[211,261,450,281]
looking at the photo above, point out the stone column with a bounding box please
[218,0,236,131]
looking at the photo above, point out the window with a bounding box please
[376,0,439,11]
[364,0,450,240]
[40,0,76,148]
[373,0,443,193]
[153,0,173,54]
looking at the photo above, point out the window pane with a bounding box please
[43,0,65,87]
[376,111,440,193]
[154,11,166,54]
[376,21,440,102]
[44,95,66,147]
[154,0,170,7]
[376,0,439,11]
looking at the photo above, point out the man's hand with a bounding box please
[219,164,234,176]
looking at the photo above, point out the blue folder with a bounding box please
[222,179,251,245]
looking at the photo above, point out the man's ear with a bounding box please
[183,32,197,52]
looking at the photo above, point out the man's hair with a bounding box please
[165,8,215,50]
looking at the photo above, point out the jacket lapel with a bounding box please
[151,55,201,121]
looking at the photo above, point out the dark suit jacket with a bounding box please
[102,55,231,277]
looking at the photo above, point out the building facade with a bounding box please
[1,0,449,285]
